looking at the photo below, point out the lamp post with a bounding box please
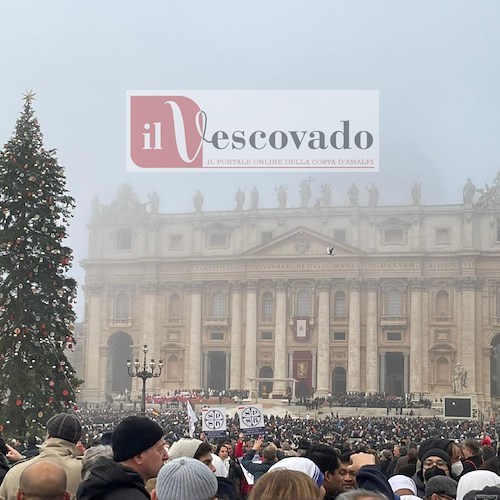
[127,344,163,416]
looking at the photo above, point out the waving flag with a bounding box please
[186,401,198,438]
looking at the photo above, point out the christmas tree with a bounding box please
[0,92,81,436]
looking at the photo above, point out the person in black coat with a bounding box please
[77,416,167,500]
[462,438,484,474]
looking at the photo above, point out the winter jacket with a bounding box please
[412,471,426,498]
[21,445,39,459]
[0,438,82,500]
[76,456,149,500]
[462,455,484,475]
[0,454,9,486]
[241,450,275,482]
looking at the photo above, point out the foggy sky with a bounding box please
[1,0,499,319]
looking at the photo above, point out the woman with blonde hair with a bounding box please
[248,469,326,499]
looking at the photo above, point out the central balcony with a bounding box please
[203,316,229,327]
[380,315,407,326]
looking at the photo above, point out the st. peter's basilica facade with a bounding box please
[81,177,500,412]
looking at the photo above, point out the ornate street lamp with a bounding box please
[127,344,163,416]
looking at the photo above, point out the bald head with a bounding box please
[17,461,69,500]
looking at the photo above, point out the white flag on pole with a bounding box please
[186,401,198,438]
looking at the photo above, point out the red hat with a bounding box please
[481,435,492,446]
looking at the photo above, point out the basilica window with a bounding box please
[387,289,402,316]
[209,233,227,248]
[261,331,273,341]
[297,291,311,316]
[115,293,131,319]
[169,234,183,250]
[169,293,181,319]
[387,331,402,342]
[436,357,450,384]
[261,292,274,320]
[435,228,450,245]
[210,331,224,341]
[211,292,226,317]
[116,228,132,250]
[332,331,346,341]
[167,354,179,380]
[334,291,347,320]
[384,229,404,244]
[436,290,450,317]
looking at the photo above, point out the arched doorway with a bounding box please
[107,332,133,394]
[332,367,346,395]
[491,333,500,397]
[259,366,273,397]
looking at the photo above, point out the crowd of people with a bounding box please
[1,405,500,499]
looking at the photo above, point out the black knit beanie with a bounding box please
[421,448,451,471]
[112,416,164,462]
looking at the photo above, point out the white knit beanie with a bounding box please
[167,438,203,460]
[155,457,218,500]
[211,452,229,478]
[268,457,324,487]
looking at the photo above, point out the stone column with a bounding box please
[188,282,202,389]
[99,346,109,399]
[316,279,331,396]
[409,279,423,394]
[141,279,162,393]
[411,215,421,250]
[379,351,386,393]
[421,285,430,395]
[244,281,258,395]
[367,216,377,252]
[365,280,378,394]
[225,352,231,389]
[288,351,294,379]
[84,283,103,402]
[274,280,288,395]
[404,352,409,394]
[347,279,361,392]
[230,282,243,389]
[461,277,477,392]
[312,353,317,392]
[350,214,359,247]
[202,353,208,389]
[463,212,474,249]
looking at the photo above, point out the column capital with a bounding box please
[274,279,288,292]
[317,278,331,292]
[231,281,244,292]
[364,279,378,292]
[139,281,162,293]
[189,281,203,294]
[348,278,361,290]
[85,282,104,294]
[409,277,426,290]
[246,280,258,292]
[455,276,483,291]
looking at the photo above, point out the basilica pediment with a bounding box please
[244,226,364,257]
